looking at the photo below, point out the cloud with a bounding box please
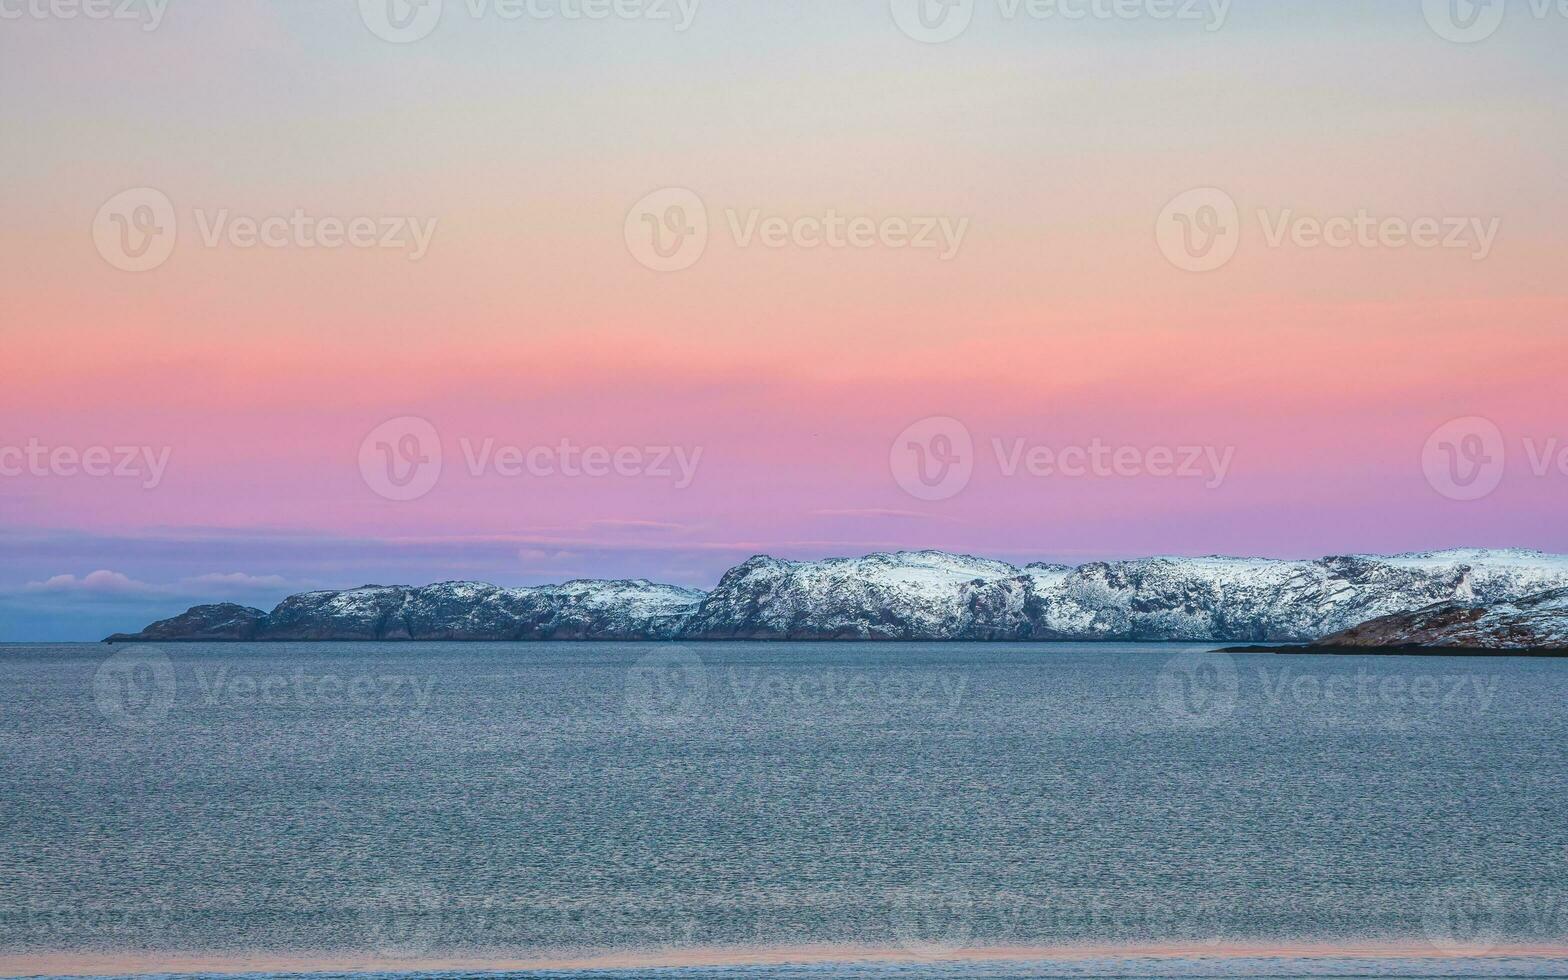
[519,548,577,563]
[13,570,301,601]
[581,520,690,532]
[183,572,294,591]
[811,508,948,520]
[21,570,171,598]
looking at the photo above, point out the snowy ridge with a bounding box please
[682,548,1568,642]
[107,548,1568,643]
[221,579,705,641]
[681,551,1018,640]
[1315,586,1568,651]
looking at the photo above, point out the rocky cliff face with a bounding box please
[107,580,704,643]
[110,602,268,642]
[681,548,1568,642]
[1311,587,1568,652]
[680,552,1028,640]
[105,548,1568,643]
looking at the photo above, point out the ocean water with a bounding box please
[1,642,1566,979]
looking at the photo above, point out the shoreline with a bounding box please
[7,942,1568,978]
[1219,643,1568,657]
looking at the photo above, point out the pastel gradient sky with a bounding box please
[3,1,1566,639]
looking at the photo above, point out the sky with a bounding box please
[2,0,1566,640]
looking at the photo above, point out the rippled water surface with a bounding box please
[2,642,1565,978]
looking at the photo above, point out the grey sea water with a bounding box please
[1,642,1566,979]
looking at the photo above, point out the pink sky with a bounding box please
[3,1,1566,638]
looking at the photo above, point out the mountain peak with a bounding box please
[106,549,1568,644]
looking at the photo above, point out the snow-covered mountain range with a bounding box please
[1310,586,1568,652]
[105,548,1568,643]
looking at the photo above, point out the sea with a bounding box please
[1,641,1565,979]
